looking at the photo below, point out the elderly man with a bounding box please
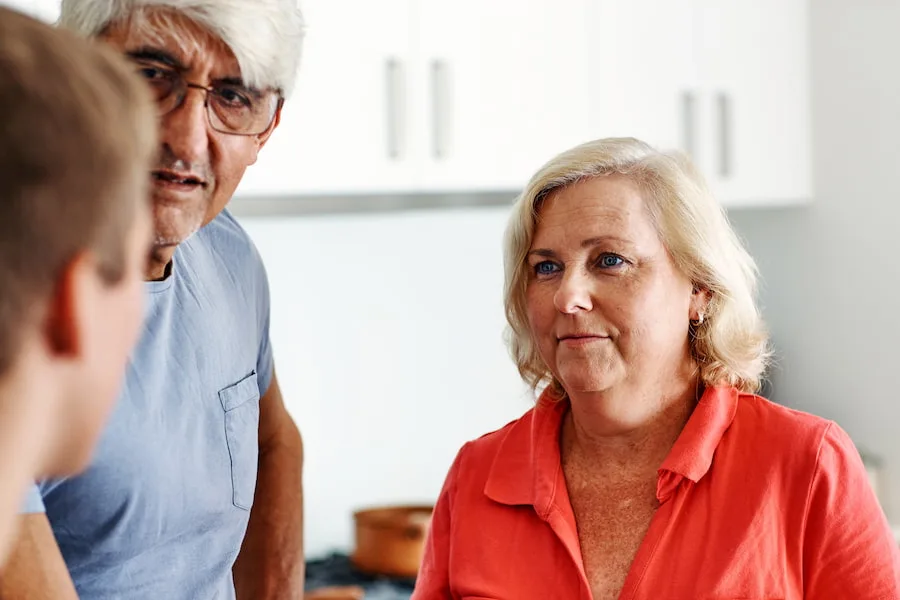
[2,1,307,599]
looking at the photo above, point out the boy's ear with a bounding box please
[44,252,94,358]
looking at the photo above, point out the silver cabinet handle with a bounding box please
[680,90,697,159]
[716,92,732,178]
[430,59,450,160]
[385,58,404,160]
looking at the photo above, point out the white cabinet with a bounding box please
[236,0,595,197]
[585,0,811,207]
[585,0,697,155]
[237,0,812,206]
[414,0,592,192]
[239,0,415,195]
[694,0,812,206]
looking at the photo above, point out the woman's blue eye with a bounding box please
[534,261,559,275]
[598,254,624,268]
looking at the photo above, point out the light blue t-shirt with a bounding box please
[22,209,274,600]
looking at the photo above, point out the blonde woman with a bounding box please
[412,138,900,599]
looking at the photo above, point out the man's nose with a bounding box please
[159,87,210,165]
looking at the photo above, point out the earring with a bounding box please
[691,313,705,327]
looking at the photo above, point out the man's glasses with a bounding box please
[134,61,282,137]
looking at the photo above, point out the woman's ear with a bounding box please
[689,285,712,322]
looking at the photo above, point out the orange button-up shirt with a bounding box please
[412,386,900,599]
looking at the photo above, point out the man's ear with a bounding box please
[44,253,94,359]
[248,102,283,166]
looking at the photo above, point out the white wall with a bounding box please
[728,0,900,518]
[240,207,534,557]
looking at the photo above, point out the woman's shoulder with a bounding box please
[462,406,540,458]
[445,403,551,483]
[734,392,834,438]
[729,391,859,469]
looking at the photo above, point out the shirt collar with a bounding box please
[655,385,739,500]
[483,387,565,515]
[484,385,740,509]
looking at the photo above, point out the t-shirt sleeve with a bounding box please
[253,247,274,397]
[19,483,45,514]
[803,422,900,597]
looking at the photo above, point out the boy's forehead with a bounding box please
[103,8,241,79]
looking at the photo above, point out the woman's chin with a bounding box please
[554,353,622,394]
[557,372,619,396]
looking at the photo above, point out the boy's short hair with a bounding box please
[0,6,157,375]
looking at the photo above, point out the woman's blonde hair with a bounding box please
[503,137,770,395]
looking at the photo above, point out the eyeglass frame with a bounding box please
[169,80,285,137]
[130,56,284,137]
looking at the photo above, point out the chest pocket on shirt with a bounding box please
[219,371,261,510]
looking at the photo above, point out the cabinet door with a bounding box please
[585,0,697,156]
[413,0,593,192]
[235,0,416,197]
[0,0,59,21]
[694,0,812,206]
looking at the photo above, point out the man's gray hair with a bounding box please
[59,0,306,96]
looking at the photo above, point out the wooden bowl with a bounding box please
[350,504,434,578]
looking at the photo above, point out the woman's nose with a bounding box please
[553,269,593,314]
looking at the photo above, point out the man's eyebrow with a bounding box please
[126,48,265,95]
[217,76,246,87]
[125,47,186,70]
[213,77,268,98]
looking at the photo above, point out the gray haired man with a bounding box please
[2,1,307,598]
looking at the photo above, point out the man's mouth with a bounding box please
[152,170,206,187]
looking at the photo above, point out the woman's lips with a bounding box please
[558,335,608,347]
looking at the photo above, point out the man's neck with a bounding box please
[146,247,176,281]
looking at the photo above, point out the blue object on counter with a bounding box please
[305,553,415,600]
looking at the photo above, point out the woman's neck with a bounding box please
[561,377,701,477]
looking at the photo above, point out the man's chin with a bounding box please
[152,211,205,248]
[153,227,201,248]
[152,236,182,248]
[153,216,203,244]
